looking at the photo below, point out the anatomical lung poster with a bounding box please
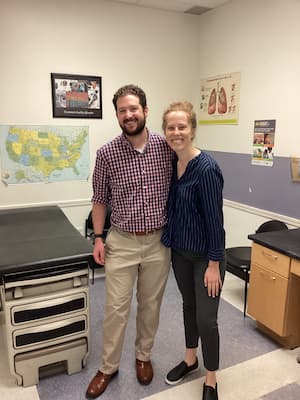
[199,72,240,125]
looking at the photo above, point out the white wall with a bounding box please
[194,0,300,158]
[1,0,299,240]
[193,0,300,245]
[223,200,299,247]
[0,0,200,231]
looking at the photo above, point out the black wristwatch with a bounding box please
[93,233,105,242]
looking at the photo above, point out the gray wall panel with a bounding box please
[207,151,300,219]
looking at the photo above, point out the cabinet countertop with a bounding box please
[248,228,300,260]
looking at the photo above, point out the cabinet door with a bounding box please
[291,259,300,277]
[248,263,289,336]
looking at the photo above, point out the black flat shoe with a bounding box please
[165,358,199,385]
[202,383,218,400]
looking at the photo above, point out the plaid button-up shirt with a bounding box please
[92,131,173,232]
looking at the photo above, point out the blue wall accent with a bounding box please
[207,151,300,220]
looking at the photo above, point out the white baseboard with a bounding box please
[224,199,300,228]
[0,199,91,210]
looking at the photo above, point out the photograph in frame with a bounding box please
[51,73,102,118]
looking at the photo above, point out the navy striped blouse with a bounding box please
[161,151,225,261]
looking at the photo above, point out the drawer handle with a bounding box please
[259,271,276,281]
[262,250,278,260]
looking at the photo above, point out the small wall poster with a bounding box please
[251,119,276,167]
[199,72,240,125]
[291,157,300,182]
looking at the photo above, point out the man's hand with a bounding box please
[91,203,107,265]
[93,238,105,265]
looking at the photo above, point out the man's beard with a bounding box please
[121,116,146,137]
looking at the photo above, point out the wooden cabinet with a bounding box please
[248,243,300,348]
[291,258,300,277]
[248,263,289,335]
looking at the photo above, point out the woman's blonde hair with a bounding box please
[162,101,197,133]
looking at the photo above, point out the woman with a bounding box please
[161,101,226,400]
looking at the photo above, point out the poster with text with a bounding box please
[199,72,240,124]
[291,157,300,182]
[251,119,276,167]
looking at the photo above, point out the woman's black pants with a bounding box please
[171,249,226,371]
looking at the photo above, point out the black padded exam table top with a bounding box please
[0,206,93,278]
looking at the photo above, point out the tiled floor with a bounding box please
[1,273,299,400]
[141,274,300,400]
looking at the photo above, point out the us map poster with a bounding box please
[199,72,240,124]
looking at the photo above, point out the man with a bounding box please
[86,84,173,398]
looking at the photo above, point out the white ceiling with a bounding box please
[108,0,232,15]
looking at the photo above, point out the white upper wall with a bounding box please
[195,0,300,157]
[0,0,200,207]
[0,0,300,212]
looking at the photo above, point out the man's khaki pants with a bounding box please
[100,227,171,374]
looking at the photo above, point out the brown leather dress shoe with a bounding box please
[136,359,153,385]
[86,370,118,398]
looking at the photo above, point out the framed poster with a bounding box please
[199,72,240,125]
[251,119,276,167]
[291,157,300,182]
[51,73,102,118]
